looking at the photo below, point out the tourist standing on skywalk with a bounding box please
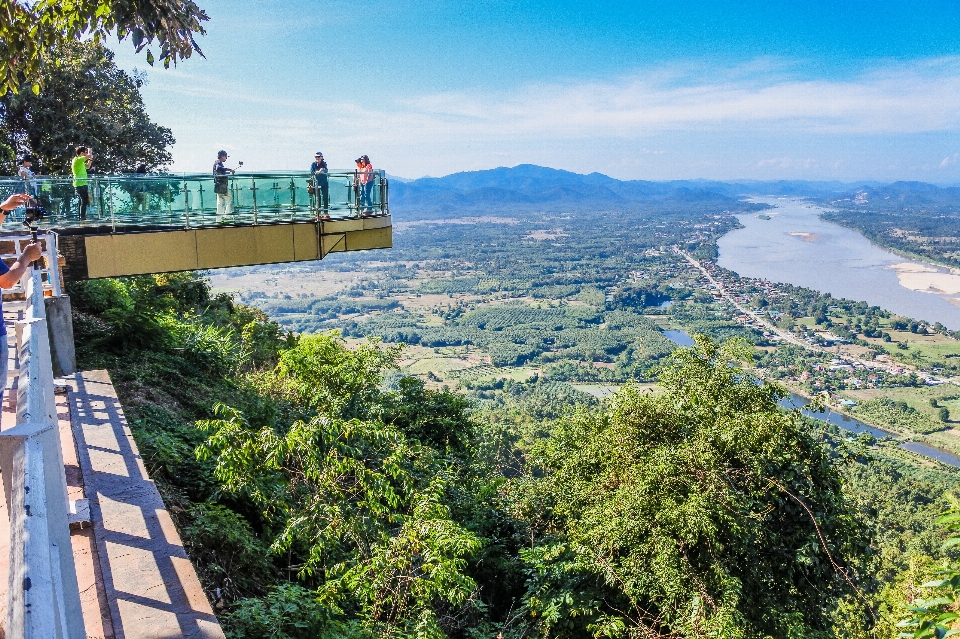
[311,152,330,218]
[213,150,238,221]
[356,155,374,215]
[72,146,93,220]
[18,156,38,197]
[0,193,43,395]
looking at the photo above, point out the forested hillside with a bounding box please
[68,272,960,638]
[824,182,960,267]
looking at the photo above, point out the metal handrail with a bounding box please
[0,171,390,232]
[0,233,62,298]
[0,270,84,638]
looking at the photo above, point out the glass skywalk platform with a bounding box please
[0,171,392,280]
[0,170,388,232]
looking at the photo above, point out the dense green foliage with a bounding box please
[75,273,944,637]
[854,398,942,435]
[1,0,207,95]
[1,41,175,174]
[513,337,865,637]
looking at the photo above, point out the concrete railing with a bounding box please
[0,269,84,638]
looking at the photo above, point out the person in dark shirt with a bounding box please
[132,164,149,215]
[213,150,237,221]
[310,152,329,218]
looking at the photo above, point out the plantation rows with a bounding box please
[340,304,680,370]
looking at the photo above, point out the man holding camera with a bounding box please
[72,146,93,220]
[0,193,44,392]
[213,150,241,222]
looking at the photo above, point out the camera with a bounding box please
[23,204,46,226]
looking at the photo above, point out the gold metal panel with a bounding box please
[362,216,392,230]
[77,219,391,279]
[254,224,295,264]
[196,227,260,269]
[109,231,199,276]
[345,227,393,251]
[321,233,346,256]
[322,219,364,233]
[292,223,319,261]
[84,235,118,278]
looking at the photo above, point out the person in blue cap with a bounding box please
[310,151,329,218]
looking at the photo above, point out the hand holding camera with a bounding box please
[0,194,31,211]
[23,197,46,226]
[20,243,42,264]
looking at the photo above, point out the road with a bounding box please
[675,248,952,384]
[676,248,819,350]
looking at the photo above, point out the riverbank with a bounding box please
[717,197,960,330]
[780,383,960,468]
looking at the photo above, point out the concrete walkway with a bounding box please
[0,296,225,638]
[66,370,224,639]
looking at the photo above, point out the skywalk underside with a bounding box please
[56,216,392,280]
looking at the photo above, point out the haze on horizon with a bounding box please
[111,0,960,183]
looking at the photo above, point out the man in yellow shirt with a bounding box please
[71,145,93,219]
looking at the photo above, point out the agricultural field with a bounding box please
[209,198,960,456]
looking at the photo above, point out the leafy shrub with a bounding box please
[223,584,343,639]
[181,502,274,603]
[514,337,866,637]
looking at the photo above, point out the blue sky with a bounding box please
[111,0,960,181]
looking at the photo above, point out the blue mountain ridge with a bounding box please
[388,164,892,218]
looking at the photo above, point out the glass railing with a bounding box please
[0,170,389,231]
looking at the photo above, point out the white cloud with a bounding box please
[133,57,960,178]
[756,157,819,170]
[149,57,960,142]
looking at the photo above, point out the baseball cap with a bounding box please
[315,151,323,157]
[218,150,228,157]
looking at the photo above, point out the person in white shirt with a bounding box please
[17,156,38,197]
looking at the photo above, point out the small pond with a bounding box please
[663,329,694,347]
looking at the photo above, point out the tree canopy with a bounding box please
[513,336,866,637]
[0,0,207,95]
[0,41,175,174]
[70,270,914,637]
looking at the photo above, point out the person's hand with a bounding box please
[20,243,42,263]
[0,194,31,211]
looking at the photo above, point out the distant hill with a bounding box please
[830,181,960,212]
[388,164,870,218]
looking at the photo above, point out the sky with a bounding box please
[110,0,960,182]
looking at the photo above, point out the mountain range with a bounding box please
[388,164,888,218]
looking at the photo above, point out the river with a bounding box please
[716,198,960,330]
[780,393,960,467]
[661,329,960,466]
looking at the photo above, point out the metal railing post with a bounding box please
[45,233,62,297]
[184,180,191,229]
[107,177,115,232]
[251,178,259,224]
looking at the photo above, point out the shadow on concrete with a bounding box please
[68,370,223,639]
